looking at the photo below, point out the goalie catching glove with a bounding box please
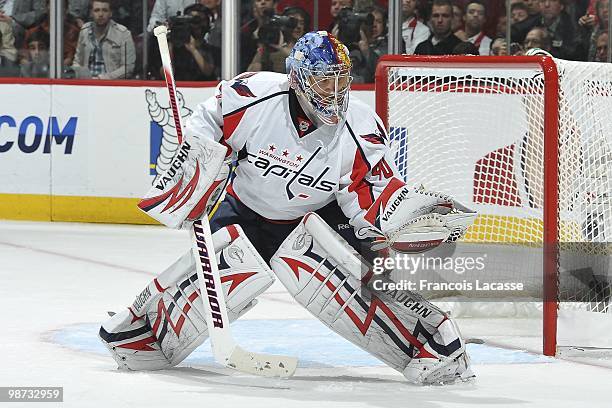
[370,185,477,253]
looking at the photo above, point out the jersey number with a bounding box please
[371,159,393,180]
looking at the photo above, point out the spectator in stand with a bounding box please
[577,0,609,61]
[201,0,221,49]
[594,30,608,61]
[464,1,491,56]
[490,36,508,55]
[511,0,541,42]
[148,0,197,32]
[402,0,430,54]
[240,0,277,71]
[511,2,530,23]
[538,0,578,60]
[525,0,542,15]
[452,3,467,40]
[25,0,80,67]
[69,0,90,27]
[20,29,49,77]
[328,0,353,32]
[283,6,309,43]
[414,0,464,55]
[337,4,388,82]
[247,5,309,73]
[0,18,18,75]
[170,3,219,80]
[369,5,388,59]
[523,25,552,53]
[72,0,135,79]
[0,0,45,49]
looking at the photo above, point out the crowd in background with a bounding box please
[0,0,609,81]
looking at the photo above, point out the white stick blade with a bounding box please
[227,347,298,378]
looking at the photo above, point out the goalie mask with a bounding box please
[286,31,353,125]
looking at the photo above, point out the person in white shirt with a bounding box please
[464,1,492,55]
[401,0,430,54]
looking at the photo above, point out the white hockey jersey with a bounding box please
[185,72,406,237]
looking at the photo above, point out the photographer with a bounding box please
[167,3,219,81]
[240,0,278,71]
[334,7,376,83]
[247,6,308,73]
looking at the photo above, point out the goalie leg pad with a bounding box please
[99,224,274,370]
[270,213,473,384]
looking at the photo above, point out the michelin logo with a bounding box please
[146,89,192,178]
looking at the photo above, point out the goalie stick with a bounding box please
[152,25,297,378]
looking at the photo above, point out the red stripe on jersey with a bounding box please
[226,182,238,199]
[364,177,405,225]
[226,224,240,241]
[349,149,374,210]
[223,109,247,141]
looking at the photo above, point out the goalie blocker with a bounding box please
[138,135,232,229]
[271,213,475,385]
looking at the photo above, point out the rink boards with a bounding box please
[0,81,374,223]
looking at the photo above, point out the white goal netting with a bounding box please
[378,56,612,349]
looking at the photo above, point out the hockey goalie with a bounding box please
[99,31,477,385]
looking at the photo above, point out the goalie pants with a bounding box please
[210,194,375,263]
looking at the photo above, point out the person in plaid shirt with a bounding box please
[72,0,135,79]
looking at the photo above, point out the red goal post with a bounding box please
[374,55,612,356]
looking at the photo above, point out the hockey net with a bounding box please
[375,55,612,355]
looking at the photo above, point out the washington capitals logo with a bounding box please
[246,146,337,200]
[230,79,256,98]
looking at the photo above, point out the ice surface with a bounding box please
[1,220,611,408]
